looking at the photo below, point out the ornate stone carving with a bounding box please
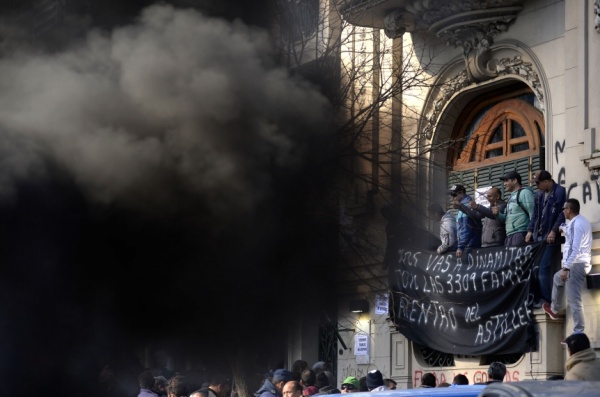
[343,0,524,42]
[384,10,407,39]
[494,55,544,100]
[423,55,544,139]
[423,71,473,139]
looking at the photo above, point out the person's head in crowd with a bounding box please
[427,203,445,220]
[437,383,451,388]
[154,376,169,396]
[533,170,553,191]
[563,332,591,356]
[341,376,360,394]
[486,187,502,205]
[190,388,209,397]
[208,373,231,397]
[358,377,368,392]
[301,369,316,387]
[139,371,156,390]
[563,198,581,220]
[291,360,307,382]
[383,379,396,390]
[315,372,330,389]
[272,369,294,394]
[421,373,436,388]
[323,371,336,390]
[452,374,469,385]
[499,171,522,192]
[292,360,308,374]
[449,184,467,201]
[282,381,303,397]
[366,369,384,391]
[487,362,506,382]
[168,375,188,397]
[312,361,330,374]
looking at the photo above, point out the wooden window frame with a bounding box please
[452,98,544,172]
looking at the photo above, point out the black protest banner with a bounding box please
[389,242,544,355]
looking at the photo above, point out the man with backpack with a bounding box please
[493,171,534,246]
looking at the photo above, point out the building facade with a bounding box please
[284,0,600,388]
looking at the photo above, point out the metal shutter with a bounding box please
[449,155,540,199]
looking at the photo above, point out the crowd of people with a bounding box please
[427,170,593,339]
[131,355,600,397]
[131,360,481,397]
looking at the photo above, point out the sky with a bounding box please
[0,1,338,394]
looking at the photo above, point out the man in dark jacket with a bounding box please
[256,370,293,397]
[449,184,482,258]
[563,333,600,380]
[526,170,566,307]
[313,371,340,395]
[138,371,158,397]
[207,374,231,397]
[467,186,506,247]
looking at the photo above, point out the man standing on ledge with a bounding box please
[449,184,482,258]
[544,198,592,336]
[494,171,534,246]
[526,170,566,307]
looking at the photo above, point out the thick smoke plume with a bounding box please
[0,5,334,395]
[0,4,329,217]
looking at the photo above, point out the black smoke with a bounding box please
[0,3,337,395]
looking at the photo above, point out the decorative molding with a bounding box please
[423,70,472,139]
[494,55,544,100]
[383,10,407,39]
[341,0,524,42]
[345,1,525,82]
[423,54,544,139]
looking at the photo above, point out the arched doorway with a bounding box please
[448,88,545,195]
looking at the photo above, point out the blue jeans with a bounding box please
[551,262,591,333]
[536,242,560,303]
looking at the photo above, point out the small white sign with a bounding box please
[375,293,388,315]
[474,186,492,207]
[354,334,369,356]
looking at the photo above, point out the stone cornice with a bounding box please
[340,1,524,48]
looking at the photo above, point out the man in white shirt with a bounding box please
[543,199,593,335]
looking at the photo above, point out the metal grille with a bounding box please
[449,155,540,198]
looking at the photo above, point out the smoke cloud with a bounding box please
[0,4,329,217]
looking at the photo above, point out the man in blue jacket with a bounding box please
[256,370,293,397]
[449,184,482,258]
[526,170,566,307]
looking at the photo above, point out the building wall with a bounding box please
[332,0,600,389]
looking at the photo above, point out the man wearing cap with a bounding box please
[340,377,360,394]
[366,369,388,392]
[525,170,566,307]
[494,171,534,246]
[207,374,231,397]
[563,333,600,380]
[544,198,593,335]
[255,369,293,397]
[449,184,482,258]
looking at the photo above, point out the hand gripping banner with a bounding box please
[389,242,544,355]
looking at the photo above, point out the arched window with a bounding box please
[453,99,543,170]
[448,90,545,192]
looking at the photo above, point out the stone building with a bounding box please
[281,0,600,387]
